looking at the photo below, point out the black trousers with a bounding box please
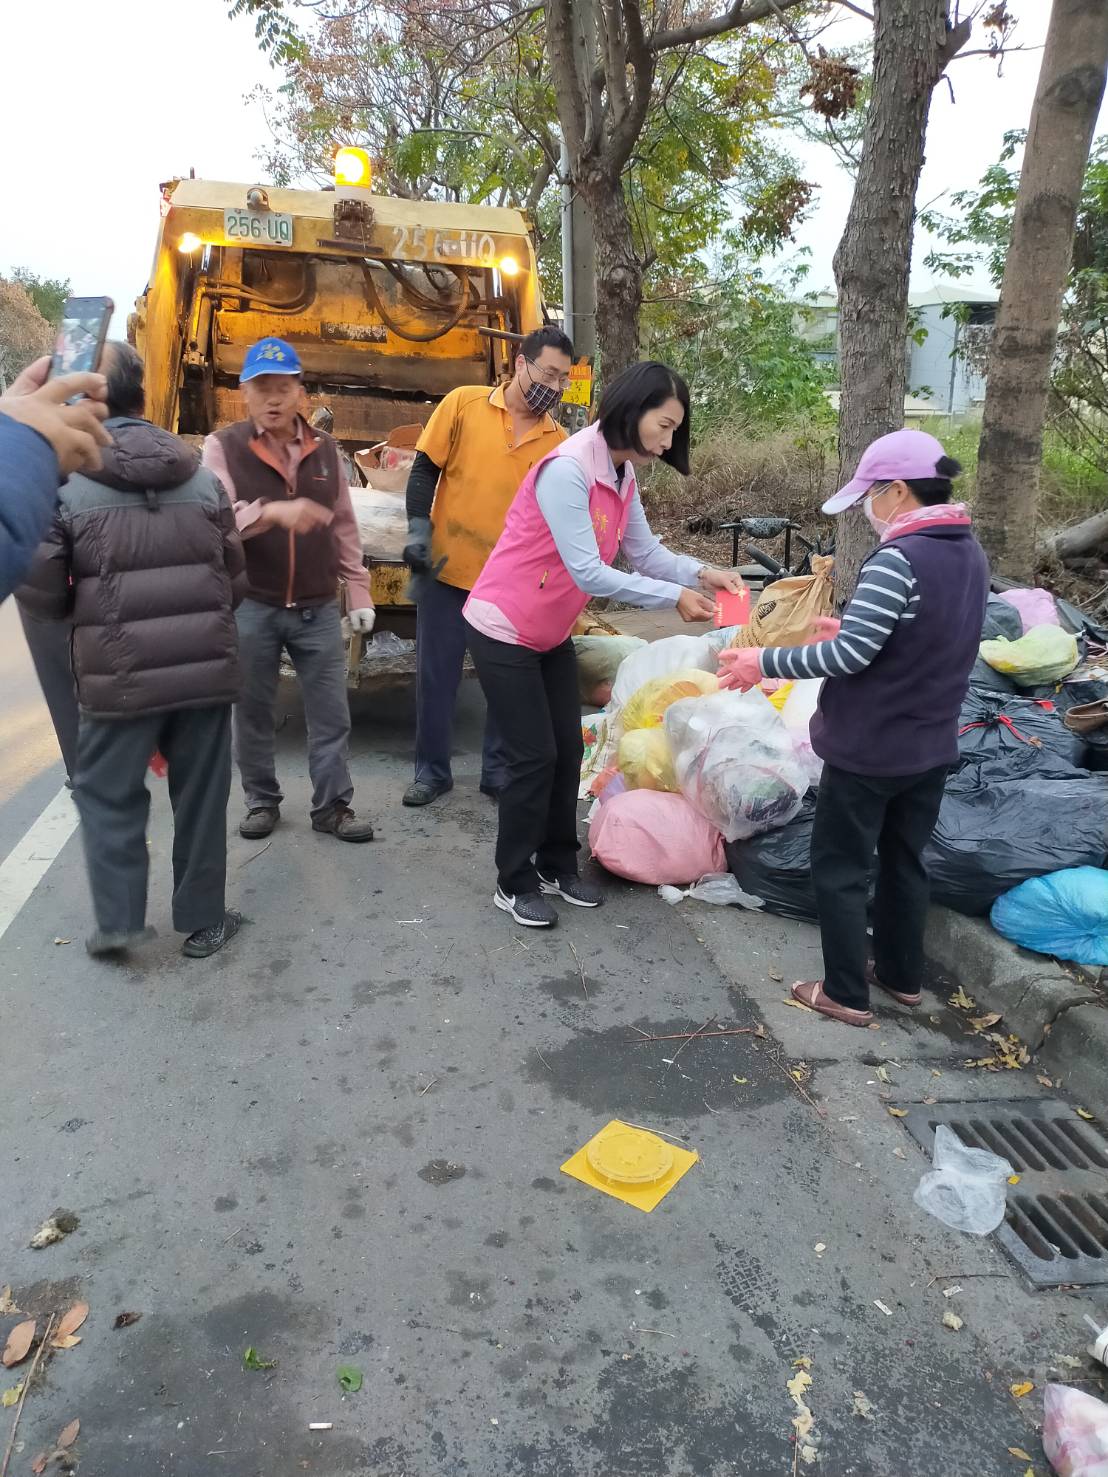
[413,577,506,791]
[466,627,582,895]
[810,762,948,1011]
[74,705,231,936]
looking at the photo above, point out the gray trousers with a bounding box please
[17,605,80,781]
[74,705,231,936]
[233,598,353,819]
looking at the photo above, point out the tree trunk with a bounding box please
[579,167,643,376]
[831,0,968,604]
[975,0,1108,582]
[1046,505,1108,563]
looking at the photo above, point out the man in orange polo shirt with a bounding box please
[402,326,574,807]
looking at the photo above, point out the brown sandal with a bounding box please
[791,979,874,1027]
[865,961,921,1008]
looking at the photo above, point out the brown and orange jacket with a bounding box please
[17,418,246,719]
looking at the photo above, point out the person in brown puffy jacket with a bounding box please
[17,343,247,960]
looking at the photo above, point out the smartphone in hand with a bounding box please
[50,297,114,380]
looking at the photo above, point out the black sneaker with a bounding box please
[402,780,453,808]
[240,806,279,840]
[183,909,243,959]
[494,886,557,929]
[86,926,156,958]
[538,872,604,908]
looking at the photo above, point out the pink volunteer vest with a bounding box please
[465,423,636,652]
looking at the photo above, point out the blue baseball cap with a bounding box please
[240,337,302,383]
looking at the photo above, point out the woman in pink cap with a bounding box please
[720,428,990,1026]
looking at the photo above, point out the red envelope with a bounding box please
[714,587,750,628]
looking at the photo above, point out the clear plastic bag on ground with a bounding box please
[913,1124,1013,1235]
[619,727,678,792]
[980,625,1079,687]
[621,669,718,732]
[610,633,720,711]
[1043,1383,1108,1477]
[991,867,1108,967]
[658,873,763,909]
[589,789,725,885]
[664,688,808,843]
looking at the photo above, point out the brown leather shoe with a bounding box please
[865,960,922,1007]
[1063,699,1108,735]
[312,803,375,842]
[240,806,279,840]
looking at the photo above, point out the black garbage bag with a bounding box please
[982,595,1024,642]
[957,686,1084,769]
[725,793,819,921]
[925,750,1108,917]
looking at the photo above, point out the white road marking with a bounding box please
[0,785,79,943]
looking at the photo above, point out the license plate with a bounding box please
[223,208,294,247]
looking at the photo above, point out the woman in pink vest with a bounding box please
[464,361,744,929]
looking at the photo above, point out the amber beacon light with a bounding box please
[334,148,372,189]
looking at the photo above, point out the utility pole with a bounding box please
[559,139,596,359]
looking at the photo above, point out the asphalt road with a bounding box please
[0,627,1102,1475]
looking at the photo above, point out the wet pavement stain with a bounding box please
[418,1158,467,1186]
[523,1017,789,1117]
[539,970,602,1004]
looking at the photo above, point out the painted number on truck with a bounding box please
[390,226,496,263]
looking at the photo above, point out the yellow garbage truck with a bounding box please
[129,152,547,677]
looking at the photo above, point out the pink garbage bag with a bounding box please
[999,587,1060,631]
[1044,1383,1108,1477]
[589,789,725,885]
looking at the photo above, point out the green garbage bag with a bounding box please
[979,624,1078,687]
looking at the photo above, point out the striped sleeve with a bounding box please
[760,547,919,681]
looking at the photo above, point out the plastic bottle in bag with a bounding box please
[913,1124,1013,1235]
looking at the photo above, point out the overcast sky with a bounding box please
[2,0,1104,338]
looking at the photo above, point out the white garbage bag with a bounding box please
[913,1124,1013,1235]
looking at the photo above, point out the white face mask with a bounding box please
[863,490,892,538]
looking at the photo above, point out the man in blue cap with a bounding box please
[202,337,376,843]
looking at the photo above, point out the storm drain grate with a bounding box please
[902,1099,1108,1288]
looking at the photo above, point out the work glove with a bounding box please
[342,606,376,640]
[717,647,765,693]
[403,515,433,574]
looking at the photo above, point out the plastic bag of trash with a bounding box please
[664,688,808,843]
[723,794,819,922]
[913,1124,1012,1235]
[610,633,719,711]
[980,625,1079,687]
[981,595,1024,642]
[1043,1383,1108,1477]
[348,486,409,559]
[589,789,725,885]
[622,669,718,732]
[573,634,646,706]
[991,867,1108,968]
[925,751,1108,917]
[999,586,1060,632]
[618,727,678,792]
[957,687,1084,769]
[358,629,417,676]
[658,873,763,909]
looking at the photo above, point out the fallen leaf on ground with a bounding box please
[768,969,783,982]
[886,1107,907,1118]
[31,1453,48,1475]
[922,1096,937,1105]
[754,1023,767,1039]
[1008,1449,1033,1463]
[790,1064,811,1083]
[1009,1381,1034,1399]
[873,1300,894,1317]
[733,1076,748,1085]
[53,1334,82,1350]
[784,997,815,1013]
[949,987,976,1010]
[113,1312,141,1329]
[1055,1354,1082,1369]
[242,1346,277,1371]
[1036,1074,1054,1088]
[2,1319,36,1368]
[1008,1174,1021,1185]
[53,937,71,946]
[786,1368,813,1406]
[1,1383,23,1407]
[1077,1108,1096,1121]
[851,1390,874,1420]
[337,1364,363,1393]
[892,1147,907,1160]
[29,1209,79,1250]
[0,1286,17,1315]
[53,1302,89,1343]
[57,1419,80,1447]
[793,1356,812,1369]
[967,1012,1002,1032]
[942,1311,963,1331]
[875,1065,892,1086]
[814,1243,826,1255]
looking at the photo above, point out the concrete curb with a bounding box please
[925,906,1106,1110]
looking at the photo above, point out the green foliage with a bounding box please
[11,268,70,327]
[644,253,835,435]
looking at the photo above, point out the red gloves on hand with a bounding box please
[717,647,765,692]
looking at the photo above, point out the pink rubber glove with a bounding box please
[807,616,841,643]
[717,647,765,692]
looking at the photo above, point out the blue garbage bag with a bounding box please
[991,867,1108,966]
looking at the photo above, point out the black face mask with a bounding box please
[521,363,563,416]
